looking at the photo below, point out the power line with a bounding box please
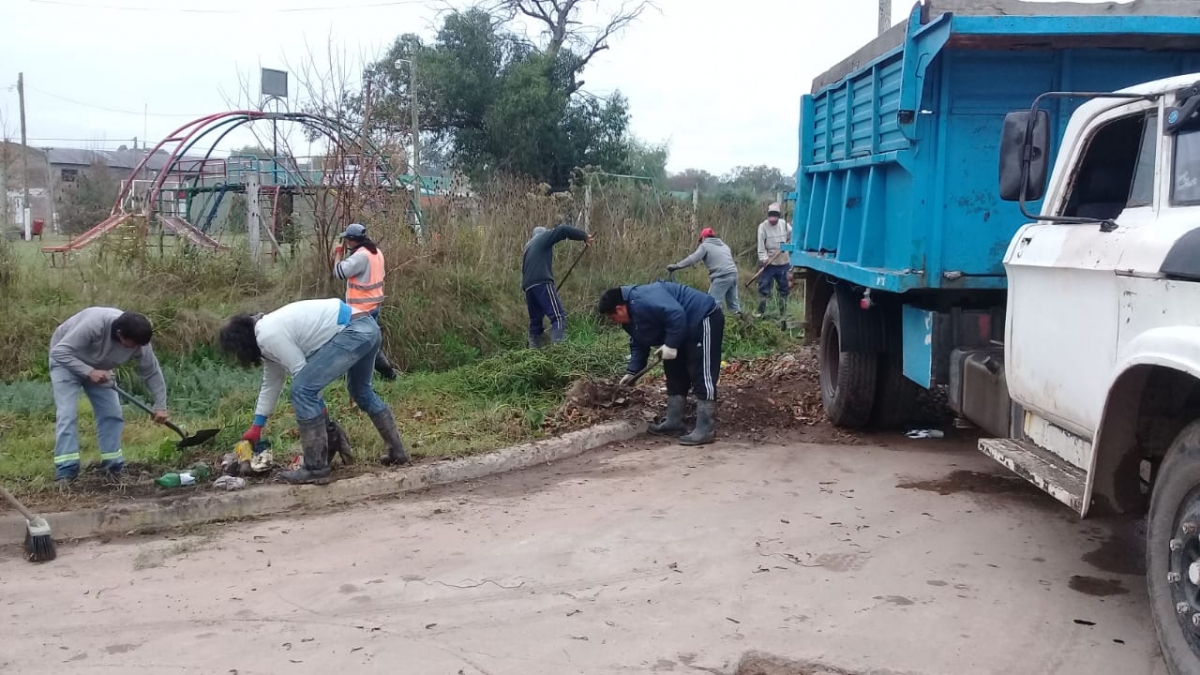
[28,137,138,143]
[29,0,432,12]
[25,85,201,118]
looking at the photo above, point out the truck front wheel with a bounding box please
[1148,420,1200,675]
[818,295,878,428]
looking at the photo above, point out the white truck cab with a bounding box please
[999,72,1200,674]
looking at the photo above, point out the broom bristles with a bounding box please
[23,518,56,563]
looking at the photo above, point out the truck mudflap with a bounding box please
[978,438,1087,514]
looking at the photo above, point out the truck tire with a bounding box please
[871,352,918,429]
[1148,420,1200,675]
[819,295,878,428]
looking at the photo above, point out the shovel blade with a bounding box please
[177,428,220,449]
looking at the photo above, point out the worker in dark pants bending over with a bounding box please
[755,202,793,317]
[521,221,593,347]
[597,281,725,446]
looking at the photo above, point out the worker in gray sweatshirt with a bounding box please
[49,308,169,484]
[667,227,741,315]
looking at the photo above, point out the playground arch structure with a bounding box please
[41,110,425,262]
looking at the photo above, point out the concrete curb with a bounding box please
[0,420,644,542]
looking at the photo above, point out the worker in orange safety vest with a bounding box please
[333,223,398,381]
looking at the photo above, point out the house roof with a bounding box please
[42,147,211,173]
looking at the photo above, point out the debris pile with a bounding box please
[548,346,853,441]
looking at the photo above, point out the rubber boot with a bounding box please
[777,294,790,319]
[325,415,354,466]
[756,297,768,317]
[281,417,332,485]
[374,351,399,381]
[528,332,545,349]
[549,326,567,345]
[372,407,410,466]
[649,395,687,436]
[679,399,717,446]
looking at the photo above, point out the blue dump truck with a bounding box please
[786,1,1200,670]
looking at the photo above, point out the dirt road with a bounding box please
[0,431,1164,675]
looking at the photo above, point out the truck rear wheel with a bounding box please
[819,295,878,428]
[1148,420,1200,675]
[871,352,918,429]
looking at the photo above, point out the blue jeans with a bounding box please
[51,365,125,480]
[708,273,741,314]
[757,264,791,300]
[525,282,566,336]
[290,317,387,422]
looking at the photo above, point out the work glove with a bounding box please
[619,373,636,387]
[666,264,678,272]
[660,346,678,361]
[242,425,263,443]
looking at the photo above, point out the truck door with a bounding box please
[1005,102,1159,440]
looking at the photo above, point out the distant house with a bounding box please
[2,143,215,232]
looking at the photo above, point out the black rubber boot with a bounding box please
[528,332,545,349]
[374,352,399,381]
[549,326,567,344]
[372,407,410,466]
[756,298,768,317]
[324,415,354,466]
[649,395,687,436]
[679,399,716,446]
[281,417,332,485]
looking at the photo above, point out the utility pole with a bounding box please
[17,72,30,241]
[879,0,891,36]
[410,58,420,180]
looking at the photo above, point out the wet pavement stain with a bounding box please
[1081,519,1145,577]
[1069,575,1128,597]
[896,470,1053,506]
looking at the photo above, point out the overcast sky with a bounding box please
[0,0,1119,175]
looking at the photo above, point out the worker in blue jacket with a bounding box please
[596,281,725,445]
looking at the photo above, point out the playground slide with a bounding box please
[41,213,133,253]
[158,215,227,251]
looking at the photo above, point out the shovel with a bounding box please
[112,384,221,449]
[623,348,664,387]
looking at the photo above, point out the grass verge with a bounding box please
[0,311,799,498]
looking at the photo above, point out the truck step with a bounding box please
[977,438,1087,514]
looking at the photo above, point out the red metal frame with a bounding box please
[111,110,267,216]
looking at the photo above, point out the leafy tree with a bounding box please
[667,168,719,193]
[722,164,795,195]
[351,4,646,190]
[60,161,118,235]
[229,145,272,160]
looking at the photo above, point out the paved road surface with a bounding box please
[0,432,1165,674]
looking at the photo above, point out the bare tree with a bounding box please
[491,0,654,93]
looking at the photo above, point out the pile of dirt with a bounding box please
[547,346,858,444]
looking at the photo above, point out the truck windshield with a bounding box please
[1174,129,1200,204]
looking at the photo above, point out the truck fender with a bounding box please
[1085,327,1200,516]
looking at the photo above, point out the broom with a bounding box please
[0,484,56,563]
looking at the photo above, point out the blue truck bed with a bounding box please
[787,0,1200,293]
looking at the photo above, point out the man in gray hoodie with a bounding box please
[667,227,741,315]
[48,308,169,483]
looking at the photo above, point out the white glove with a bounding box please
[660,346,678,361]
[619,373,636,386]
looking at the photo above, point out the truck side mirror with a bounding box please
[999,110,1051,203]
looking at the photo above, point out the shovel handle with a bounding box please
[556,244,590,292]
[625,352,663,387]
[112,384,185,439]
